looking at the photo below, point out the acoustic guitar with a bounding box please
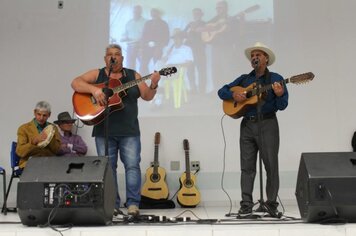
[72,67,177,125]
[223,72,315,119]
[177,139,201,208]
[141,132,169,200]
[201,4,260,43]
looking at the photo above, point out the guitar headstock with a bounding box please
[290,72,315,84]
[154,132,160,145]
[183,139,189,151]
[159,67,177,76]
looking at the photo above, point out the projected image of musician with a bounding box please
[203,0,239,90]
[120,5,146,71]
[155,28,193,108]
[16,101,61,169]
[184,8,207,94]
[109,0,274,115]
[140,8,169,75]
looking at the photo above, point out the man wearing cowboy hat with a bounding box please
[218,42,289,216]
[55,111,87,157]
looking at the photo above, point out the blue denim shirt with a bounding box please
[218,70,289,117]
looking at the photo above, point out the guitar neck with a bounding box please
[184,150,191,181]
[113,73,152,93]
[152,144,159,174]
[249,78,289,97]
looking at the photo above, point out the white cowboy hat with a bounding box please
[244,42,275,66]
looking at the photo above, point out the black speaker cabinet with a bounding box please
[17,156,115,226]
[296,152,356,223]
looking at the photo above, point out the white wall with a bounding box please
[1,0,356,207]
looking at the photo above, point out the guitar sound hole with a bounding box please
[150,174,160,182]
[185,179,194,188]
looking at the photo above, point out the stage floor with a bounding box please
[1,202,356,236]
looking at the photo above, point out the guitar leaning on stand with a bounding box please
[141,132,169,200]
[177,139,201,208]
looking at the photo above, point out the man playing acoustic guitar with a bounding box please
[71,44,161,217]
[218,42,288,216]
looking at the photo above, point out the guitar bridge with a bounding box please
[182,193,197,196]
[148,188,163,191]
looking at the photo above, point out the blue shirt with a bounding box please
[217,69,289,117]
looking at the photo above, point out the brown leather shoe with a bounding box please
[127,205,139,216]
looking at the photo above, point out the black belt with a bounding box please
[244,112,276,122]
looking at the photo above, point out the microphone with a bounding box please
[110,57,116,65]
[252,58,259,67]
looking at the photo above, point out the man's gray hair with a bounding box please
[34,101,51,113]
[106,44,122,53]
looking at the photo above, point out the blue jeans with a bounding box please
[95,136,141,209]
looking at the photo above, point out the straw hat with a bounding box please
[244,42,275,66]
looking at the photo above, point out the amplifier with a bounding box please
[17,156,115,226]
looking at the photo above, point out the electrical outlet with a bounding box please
[190,161,200,171]
[170,161,180,171]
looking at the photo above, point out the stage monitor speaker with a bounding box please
[295,152,356,223]
[17,156,115,226]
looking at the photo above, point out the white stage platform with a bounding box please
[1,202,356,236]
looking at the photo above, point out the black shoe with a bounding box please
[238,205,253,215]
[113,208,124,216]
[265,202,281,218]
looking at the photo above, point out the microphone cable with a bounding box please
[219,114,234,216]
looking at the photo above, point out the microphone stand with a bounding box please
[104,60,114,157]
[254,63,279,218]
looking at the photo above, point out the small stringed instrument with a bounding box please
[141,132,169,200]
[223,72,315,119]
[72,67,177,125]
[177,139,201,208]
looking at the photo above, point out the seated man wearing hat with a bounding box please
[218,42,289,216]
[55,111,88,157]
